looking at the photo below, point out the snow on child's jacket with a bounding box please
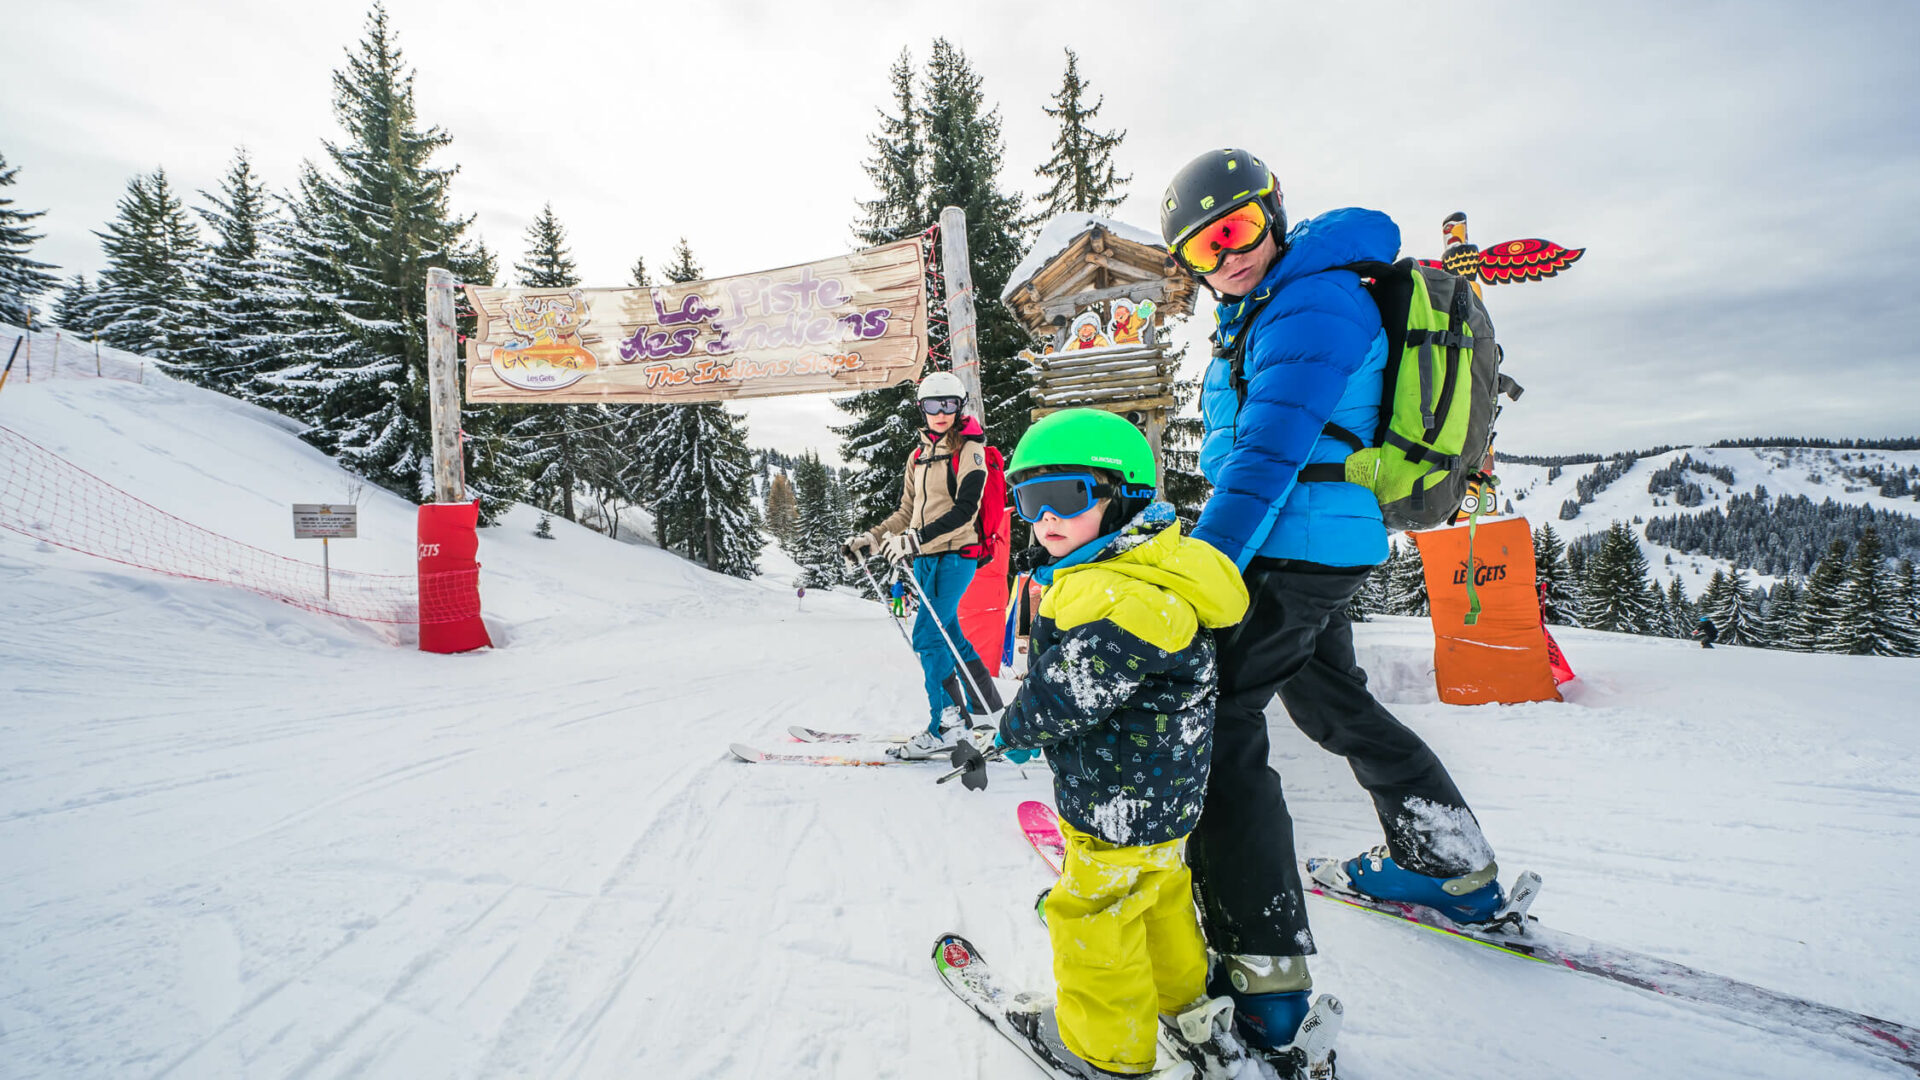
[1196,207,1401,569]
[999,503,1249,847]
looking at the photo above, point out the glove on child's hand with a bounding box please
[993,729,1036,765]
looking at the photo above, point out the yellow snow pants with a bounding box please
[1045,818,1209,1075]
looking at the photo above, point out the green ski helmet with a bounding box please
[1159,148,1285,270]
[1010,409,1158,532]
[1009,408,1157,488]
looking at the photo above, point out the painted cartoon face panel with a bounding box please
[1067,311,1110,350]
[1105,297,1156,346]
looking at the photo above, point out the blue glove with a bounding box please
[993,730,1037,765]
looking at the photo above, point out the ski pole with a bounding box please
[936,734,1027,789]
[892,553,997,719]
[854,556,916,652]
[0,335,22,396]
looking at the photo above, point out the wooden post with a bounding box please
[425,267,466,504]
[938,206,985,428]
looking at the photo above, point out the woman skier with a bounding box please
[843,372,1004,756]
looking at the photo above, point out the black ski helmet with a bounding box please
[1159,149,1286,265]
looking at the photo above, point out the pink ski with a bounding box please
[1018,800,1065,874]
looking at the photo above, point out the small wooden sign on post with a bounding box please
[293,503,358,600]
[999,215,1197,474]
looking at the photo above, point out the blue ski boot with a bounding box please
[1336,844,1504,924]
[1207,954,1311,1053]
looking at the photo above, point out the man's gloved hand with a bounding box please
[882,529,922,566]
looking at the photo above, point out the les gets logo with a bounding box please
[1453,559,1508,587]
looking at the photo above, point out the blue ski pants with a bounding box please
[910,552,980,731]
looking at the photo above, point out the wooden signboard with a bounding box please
[464,238,927,404]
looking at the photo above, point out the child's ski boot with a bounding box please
[1004,994,1197,1079]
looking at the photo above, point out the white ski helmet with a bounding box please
[916,371,967,401]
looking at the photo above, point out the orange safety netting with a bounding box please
[0,424,477,626]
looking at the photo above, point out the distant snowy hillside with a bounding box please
[1490,445,1920,596]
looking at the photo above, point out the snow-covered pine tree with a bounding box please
[90,169,203,364]
[648,401,760,576]
[661,237,700,285]
[644,241,761,576]
[1794,539,1852,652]
[1359,558,1392,618]
[1754,579,1795,648]
[1643,578,1676,637]
[920,38,1035,455]
[1034,49,1129,218]
[0,151,60,326]
[839,42,1036,524]
[502,203,592,522]
[1664,576,1694,639]
[1697,569,1729,638]
[183,150,302,397]
[278,6,507,517]
[1346,574,1372,622]
[1162,360,1210,526]
[857,49,925,249]
[1582,523,1660,634]
[837,50,931,532]
[1710,566,1765,646]
[1901,558,1920,633]
[1532,521,1580,625]
[572,254,661,537]
[51,274,99,334]
[827,463,859,590]
[1385,538,1430,617]
[1832,526,1920,656]
[790,451,848,589]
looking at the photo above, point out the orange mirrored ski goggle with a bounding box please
[1175,200,1272,275]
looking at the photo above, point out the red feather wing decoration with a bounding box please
[1477,238,1585,284]
[1417,258,1448,270]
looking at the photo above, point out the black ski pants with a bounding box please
[1189,560,1487,957]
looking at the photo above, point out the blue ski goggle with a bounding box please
[1011,473,1114,523]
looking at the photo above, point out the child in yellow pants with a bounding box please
[1046,820,1210,1072]
[990,410,1251,1075]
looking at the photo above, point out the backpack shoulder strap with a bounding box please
[1225,275,1377,484]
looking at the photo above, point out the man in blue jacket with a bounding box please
[1160,149,1505,1055]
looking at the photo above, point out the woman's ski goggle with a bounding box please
[1011,473,1112,523]
[1175,200,1272,275]
[920,396,963,415]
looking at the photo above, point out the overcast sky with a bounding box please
[6,0,1917,460]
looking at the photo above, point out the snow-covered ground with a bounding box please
[4,369,1920,1079]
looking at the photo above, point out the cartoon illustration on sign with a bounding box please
[1106,297,1156,346]
[1066,310,1110,350]
[492,290,598,391]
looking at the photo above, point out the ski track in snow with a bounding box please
[3,373,1920,1078]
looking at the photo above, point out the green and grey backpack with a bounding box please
[1222,257,1522,530]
